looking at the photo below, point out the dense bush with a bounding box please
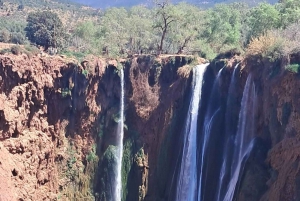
[10,32,26,44]
[10,45,22,55]
[0,48,10,55]
[246,32,285,60]
[0,29,10,43]
[1,0,300,60]
[286,63,300,73]
[26,11,65,49]
[246,22,300,61]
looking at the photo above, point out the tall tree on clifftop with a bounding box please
[167,3,203,54]
[25,11,65,49]
[154,0,179,54]
[100,7,130,56]
[246,3,280,40]
[202,3,243,52]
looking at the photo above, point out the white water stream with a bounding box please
[115,69,125,201]
[175,64,208,201]
[223,74,257,201]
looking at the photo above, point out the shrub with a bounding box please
[82,69,88,78]
[86,144,98,162]
[61,50,87,61]
[26,11,65,49]
[10,32,26,44]
[279,23,300,55]
[61,88,71,97]
[10,45,22,55]
[0,29,10,42]
[24,45,40,55]
[0,48,10,55]
[286,64,300,73]
[18,4,24,10]
[177,65,193,78]
[246,31,285,61]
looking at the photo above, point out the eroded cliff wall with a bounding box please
[2,52,300,201]
[0,54,197,201]
[203,54,300,201]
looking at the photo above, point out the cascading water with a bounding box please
[223,74,257,201]
[198,68,223,201]
[175,64,208,201]
[172,63,258,201]
[215,64,240,201]
[115,69,125,201]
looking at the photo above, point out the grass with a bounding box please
[61,50,88,61]
[0,48,10,55]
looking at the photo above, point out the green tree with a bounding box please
[25,11,65,49]
[247,3,280,40]
[75,21,96,42]
[100,7,130,56]
[127,5,154,54]
[167,3,202,54]
[153,0,180,54]
[73,21,97,52]
[10,32,25,44]
[0,29,10,43]
[276,0,300,28]
[202,3,243,53]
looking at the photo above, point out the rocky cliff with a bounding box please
[201,53,300,201]
[1,51,300,201]
[0,53,199,201]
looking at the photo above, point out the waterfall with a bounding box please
[215,64,239,201]
[223,74,257,201]
[175,64,208,201]
[115,69,125,201]
[198,68,223,201]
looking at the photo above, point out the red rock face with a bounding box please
[260,70,300,201]
[0,54,102,200]
[234,57,300,201]
[0,55,65,200]
[0,54,195,200]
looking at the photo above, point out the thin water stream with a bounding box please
[115,69,125,201]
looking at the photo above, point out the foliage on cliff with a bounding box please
[26,11,65,49]
[0,0,300,60]
[59,0,300,60]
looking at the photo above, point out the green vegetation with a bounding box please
[286,64,300,73]
[10,45,22,55]
[61,88,71,97]
[26,11,65,49]
[0,0,299,62]
[0,18,26,44]
[56,141,97,201]
[0,48,11,55]
[82,69,89,78]
[0,44,40,57]
[122,138,135,200]
[98,145,118,200]
[86,144,98,162]
[64,0,300,60]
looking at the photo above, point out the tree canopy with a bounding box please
[25,11,65,49]
[0,0,297,60]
